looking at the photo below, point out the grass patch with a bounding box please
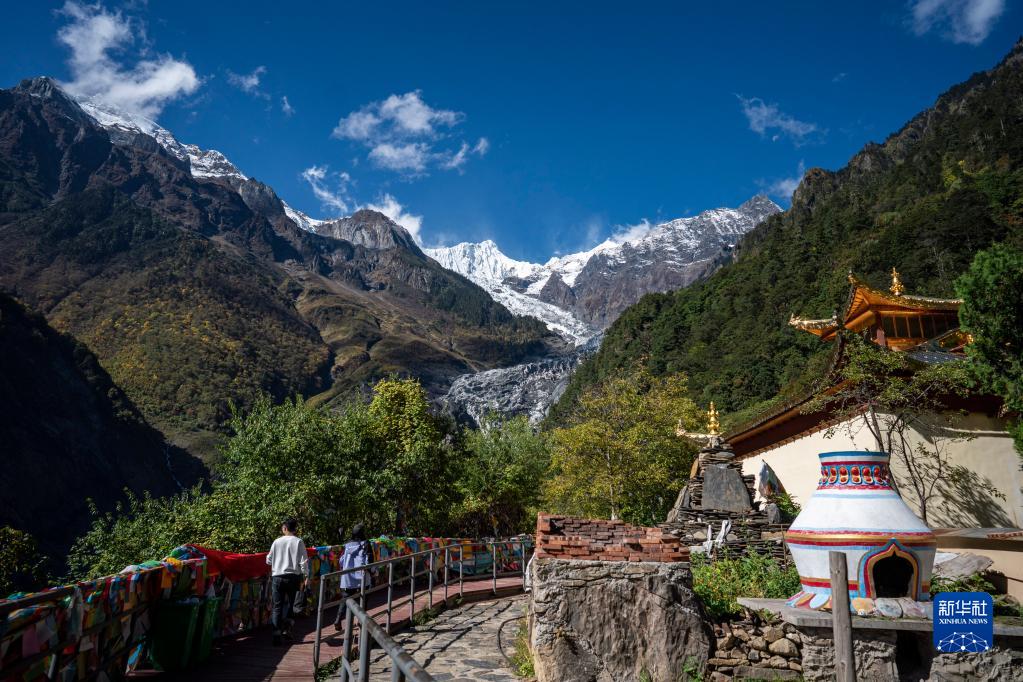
[509,618,535,678]
[411,605,443,626]
[314,655,343,682]
[691,551,800,619]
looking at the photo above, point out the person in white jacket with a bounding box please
[267,518,309,645]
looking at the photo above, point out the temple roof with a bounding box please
[789,270,962,342]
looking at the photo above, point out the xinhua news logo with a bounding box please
[933,592,993,653]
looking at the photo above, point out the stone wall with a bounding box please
[529,558,712,682]
[799,627,1023,682]
[707,613,804,680]
[535,514,687,562]
[707,610,1023,681]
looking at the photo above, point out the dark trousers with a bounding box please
[334,588,357,626]
[271,574,302,634]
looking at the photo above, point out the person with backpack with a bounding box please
[266,518,309,646]
[334,523,372,629]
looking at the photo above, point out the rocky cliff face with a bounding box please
[569,196,781,327]
[439,334,600,425]
[312,209,422,253]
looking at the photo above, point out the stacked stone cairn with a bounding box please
[660,437,790,564]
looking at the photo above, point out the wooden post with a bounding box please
[829,551,855,682]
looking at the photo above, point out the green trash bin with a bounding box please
[150,599,201,671]
[191,596,223,665]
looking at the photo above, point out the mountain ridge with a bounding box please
[552,37,1023,421]
[425,195,781,333]
[0,77,556,455]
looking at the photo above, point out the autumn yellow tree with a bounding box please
[544,366,703,525]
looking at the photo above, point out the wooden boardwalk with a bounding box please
[132,576,525,681]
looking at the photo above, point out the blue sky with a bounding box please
[1,2,1018,261]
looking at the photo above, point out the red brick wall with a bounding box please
[535,514,688,562]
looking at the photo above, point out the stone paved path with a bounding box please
[365,595,527,681]
[135,576,525,680]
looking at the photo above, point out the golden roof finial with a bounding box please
[890,267,905,296]
[707,402,720,436]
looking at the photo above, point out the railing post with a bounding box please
[443,546,449,602]
[492,543,498,594]
[428,550,435,610]
[386,562,394,635]
[520,540,526,589]
[314,575,326,670]
[358,606,371,682]
[409,554,416,621]
[459,543,464,597]
[341,602,355,682]
[360,564,367,611]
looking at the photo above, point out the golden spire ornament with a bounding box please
[890,267,905,296]
[706,402,720,436]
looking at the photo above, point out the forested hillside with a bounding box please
[0,292,203,561]
[554,39,1023,421]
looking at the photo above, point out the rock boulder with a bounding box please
[529,559,713,682]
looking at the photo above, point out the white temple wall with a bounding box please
[740,412,1023,528]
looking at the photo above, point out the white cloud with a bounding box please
[737,95,820,145]
[440,137,490,171]
[443,142,471,170]
[332,90,483,175]
[56,1,200,119]
[761,160,806,200]
[368,142,431,173]
[832,72,848,83]
[301,165,352,214]
[365,193,423,242]
[227,66,268,97]
[611,219,654,245]
[909,0,1005,45]
[281,95,294,116]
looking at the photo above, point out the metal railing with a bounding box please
[313,540,531,675]
[337,597,433,682]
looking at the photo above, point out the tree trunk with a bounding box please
[867,404,885,451]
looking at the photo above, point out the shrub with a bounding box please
[0,527,50,596]
[691,552,800,618]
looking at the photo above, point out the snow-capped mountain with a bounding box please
[75,96,323,231]
[426,195,782,332]
[426,241,596,344]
